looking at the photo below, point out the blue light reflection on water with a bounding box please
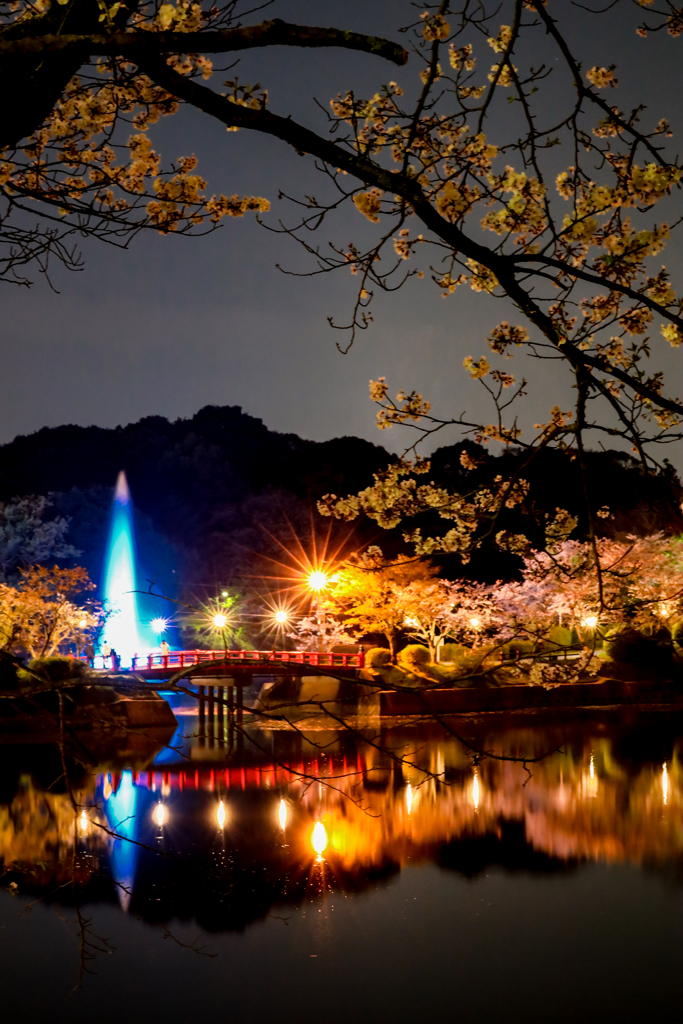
[152,691,197,765]
[101,771,139,911]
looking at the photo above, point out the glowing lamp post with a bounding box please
[305,569,331,652]
[274,610,288,625]
[580,615,599,644]
[207,610,231,654]
[306,570,329,593]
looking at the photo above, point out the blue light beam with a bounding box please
[102,471,147,664]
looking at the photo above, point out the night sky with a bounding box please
[2,0,682,467]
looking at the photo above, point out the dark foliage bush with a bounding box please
[604,629,673,671]
[547,625,574,648]
[672,622,683,654]
[26,656,91,683]
[0,651,19,690]
[365,647,392,670]
[397,645,431,673]
[439,644,471,663]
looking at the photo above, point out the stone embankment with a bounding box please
[257,672,683,719]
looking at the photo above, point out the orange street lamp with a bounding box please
[306,569,329,593]
[274,609,289,625]
[212,613,228,629]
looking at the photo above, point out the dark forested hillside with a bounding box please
[0,405,681,597]
[0,405,388,504]
[0,406,392,594]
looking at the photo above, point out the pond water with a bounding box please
[2,699,683,1023]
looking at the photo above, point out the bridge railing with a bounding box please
[127,649,365,672]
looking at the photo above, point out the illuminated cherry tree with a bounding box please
[3,0,683,593]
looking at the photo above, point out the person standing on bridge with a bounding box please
[160,639,170,661]
[85,641,95,668]
[109,648,120,672]
[101,640,111,667]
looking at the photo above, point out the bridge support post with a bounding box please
[227,683,235,750]
[236,680,244,726]
[207,686,215,747]
[226,673,246,755]
[198,685,206,747]
[217,685,225,746]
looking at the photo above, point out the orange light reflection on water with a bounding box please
[311,822,328,860]
[471,770,480,810]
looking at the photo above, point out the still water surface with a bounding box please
[2,700,683,1023]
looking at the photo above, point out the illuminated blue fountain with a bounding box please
[102,471,148,665]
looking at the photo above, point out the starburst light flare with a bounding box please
[307,570,329,593]
[243,510,359,622]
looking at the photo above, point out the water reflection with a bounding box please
[471,769,480,810]
[3,714,683,930]
[311,821,328,860]
[216,800,227,829]
[104,771,138,910]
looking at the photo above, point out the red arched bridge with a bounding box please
[90,648,365,679]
